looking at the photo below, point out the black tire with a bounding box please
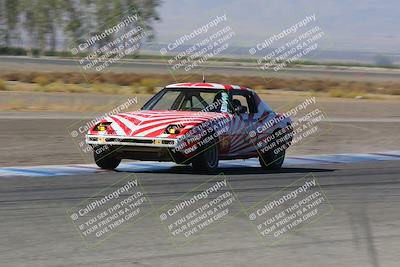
[259,148,285,169]
[258,128,288,170]
[170,151,191,165]
[93,145,121,170]
[192,142,219,174]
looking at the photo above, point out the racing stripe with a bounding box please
[133,118,207,137]
[118,113,142,124]
[108,116,130,136]
[133,117,207,132]
[113,115,139,135]
[136,115,211,125]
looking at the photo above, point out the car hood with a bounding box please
[88,110,232,138]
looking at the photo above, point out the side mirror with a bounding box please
[235,106,247,114]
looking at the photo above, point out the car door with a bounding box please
[226,91,259,156]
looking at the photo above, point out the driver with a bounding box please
[232,99,242,110]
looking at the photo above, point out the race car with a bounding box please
[85,82,293,173]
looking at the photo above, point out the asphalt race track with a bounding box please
[0,159,399,267]
[0,101,399,266]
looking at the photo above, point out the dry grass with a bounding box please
[3,99,25,110]
[0,79,7,90]
[0,71,399,97]
[33,76,50,86]
[0,97,112,112]
[2,81,137,95]
[140,78,162,94]
[328,88,364,98]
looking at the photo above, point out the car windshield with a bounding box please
[142,88,230,112]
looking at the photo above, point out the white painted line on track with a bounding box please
[0,151,399,178]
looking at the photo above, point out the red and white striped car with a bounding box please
[85,82,293,173]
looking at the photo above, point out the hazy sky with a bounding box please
[153,0,400,53]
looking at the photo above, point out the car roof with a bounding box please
[165,82,251,91]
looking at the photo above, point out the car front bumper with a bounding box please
[85,134,178,148]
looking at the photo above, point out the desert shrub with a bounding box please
[0,79,7,90]
[252,84,266,93]
[111,73,133,85]
[18,72,37,83]
[328,88,347,98]
[34,75,50,86]
[66,73,85,84]
[140,78,161,94]
[328,88,365,98]
[92,82,106,93]
[130,83,141,94]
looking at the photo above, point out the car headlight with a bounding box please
[95,122,112,132]
[165,124,183,134]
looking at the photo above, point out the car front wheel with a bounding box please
[192,142,219,174]
[93,145,121,170]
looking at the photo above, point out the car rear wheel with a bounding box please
[93,145,121,170]
[259,148,285,170]
[192,142,219,174]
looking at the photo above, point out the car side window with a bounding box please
[231,92,257,114]
[246,93,258,113]
[231,95,249,114]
